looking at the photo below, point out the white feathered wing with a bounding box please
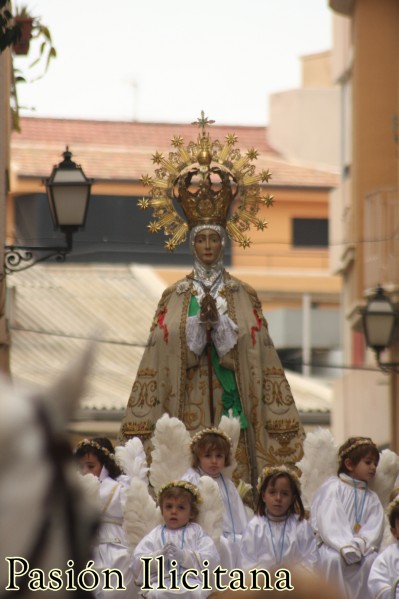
[149,413,191,495]
[119,436,161,550]
[369,448,399,507]
[218,412,241,479]
[123,478,162,550]
[370,449,399,550]
[196,475,224,551]
[115,437,149,480]
[297,427,338,510]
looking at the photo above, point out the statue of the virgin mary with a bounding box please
[118,113,305,489]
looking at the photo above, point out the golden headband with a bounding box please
[157,480,202,504]
[190,427,232,449]
[75,439,116,461]
[138,111,274,251]
[257,464,301,493]
[387,496,399,520]
[338,438,378,463]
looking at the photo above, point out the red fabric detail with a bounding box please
[157,308,169,344]
[251,309,262,346]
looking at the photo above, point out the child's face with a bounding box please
[161,495,192,529]
[391,518,399,540]
[345,452,378,482]
[77,452,102,478]
[199,448,226,477]
[262,475,294,519]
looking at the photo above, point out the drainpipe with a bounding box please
[302,293,311,377]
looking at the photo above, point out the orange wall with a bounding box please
[352,0,399,295]
[233,186,331,270]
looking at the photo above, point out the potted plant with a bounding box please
[11,3,56,73]
[1,2,57,131]
[12,5,33,54]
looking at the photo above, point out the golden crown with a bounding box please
[75,439,116,461]
[157,480,202,504]
[338,437,378,464]
[387,496,399,520]
[190,427,232,449]
[257,464,301,493]
[138,111,274,251]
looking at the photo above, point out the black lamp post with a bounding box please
[360,285,399,373]
[3,148,93,275]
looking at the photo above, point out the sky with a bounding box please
[14,0,333,126]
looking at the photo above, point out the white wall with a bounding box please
[268,88,341,171]
[331,370,390,446]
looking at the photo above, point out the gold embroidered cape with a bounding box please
[118,271,304,488]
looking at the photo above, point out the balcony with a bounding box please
[364,187,399,290]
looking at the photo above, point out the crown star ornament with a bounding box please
[139,111,274,251]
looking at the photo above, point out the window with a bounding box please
[292,218,328,248]
[13,193,232,266]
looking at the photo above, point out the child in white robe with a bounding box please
[239,464,318,572]
[75,437,136,599]
[132,480,220,598]
[182,427,249,569]
[311,436,384,599]
[368,494,399,599]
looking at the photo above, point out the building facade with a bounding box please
[329,0,399,448]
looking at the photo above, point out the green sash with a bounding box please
[189,295,248,429]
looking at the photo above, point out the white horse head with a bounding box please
[0,346,99,598]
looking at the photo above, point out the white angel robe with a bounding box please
[239,513,318,572]
[310,474,384,599]
[93,471,137,598]
[368,542,399,599]
[132,522,220,598]
[182,467,249,569]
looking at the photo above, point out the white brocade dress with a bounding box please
[310,474,384,599]
[93,473,136,598]
[182,467,249,569]
[132,522,220,598]
[239,513,319,572]
[368,542,399,599]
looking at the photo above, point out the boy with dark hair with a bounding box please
[311,436,384,599]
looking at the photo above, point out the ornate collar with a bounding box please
[265,512,289,523]
[339,473,368,489]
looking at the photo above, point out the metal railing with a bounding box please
[364,187,399,289]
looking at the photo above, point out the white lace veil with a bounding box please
[187,224,238,358]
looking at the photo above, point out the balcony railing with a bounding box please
[364,187,399,289]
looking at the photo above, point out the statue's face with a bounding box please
[194,229,222,266]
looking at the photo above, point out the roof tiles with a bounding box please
[9,264,163,411]
[11,117,339,188]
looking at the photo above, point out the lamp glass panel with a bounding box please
[52,186,88,225]
[365,299,395,348]
[53,169,86,183]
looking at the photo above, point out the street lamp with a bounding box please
[360,285,399,373]
[3,147,93,275]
